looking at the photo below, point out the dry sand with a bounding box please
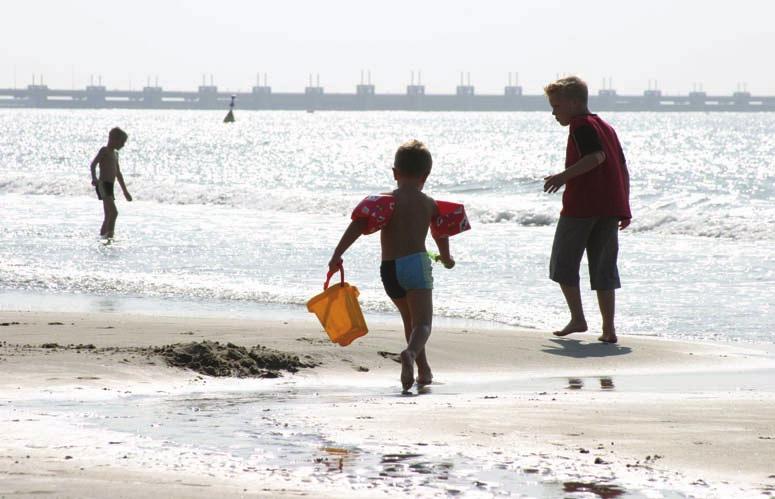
[1,311,774,498]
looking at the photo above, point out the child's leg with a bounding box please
[550,216,595,337]
[100,200,110,236]
[400,289,432,391]
[391,297,432,384]
[586,217,620,343]
[553,284,588,336]
[596,289,617,343]
[105,200,118,238]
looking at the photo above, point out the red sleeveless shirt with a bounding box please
[562,114,631,219]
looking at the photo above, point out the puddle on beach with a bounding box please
[8,380,720,498]
[7,368,774,496]
[8,369,772,497]
[14,390,562,497]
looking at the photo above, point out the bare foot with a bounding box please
[553,320,588,337]
[400,350,416,392]
[598,332,618,344]
[416,367,433,386]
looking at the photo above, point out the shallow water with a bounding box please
[1,109,774,343]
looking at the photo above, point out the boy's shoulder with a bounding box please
[390,190,436,215]
[570,114,619,138]
[410,190,436,205]
[569,113,597,128]
[571,113,615,128]
[377,190,435,205]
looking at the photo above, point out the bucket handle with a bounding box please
[324,264,345,290]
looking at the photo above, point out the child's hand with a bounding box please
[619,218,631,230]
[328,257,343,274]
[125,193,133,202]
[440,255,455,269]
[543,172,567,193]
[91,179,97,186]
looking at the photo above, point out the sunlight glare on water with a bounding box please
[1,109,773,342]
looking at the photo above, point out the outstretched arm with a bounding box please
[543,151,606,193]
[115,163,132,201]
[89,148,104,186]
[328,219,367,273]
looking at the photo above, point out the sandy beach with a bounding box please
[1,311,774,498]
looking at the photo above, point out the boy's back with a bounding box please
[327,139,461,392]
[380,188,436,261]
[561,114,630,219]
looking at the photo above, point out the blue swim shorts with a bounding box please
[380,251,434,299]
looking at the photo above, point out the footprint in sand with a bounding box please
[296,337,331,346]
[377,351,402,363]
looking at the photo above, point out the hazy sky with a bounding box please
[2,0,773,95]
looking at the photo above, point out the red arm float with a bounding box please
[351,195,470,238]
[351,195,395,235]
[431,200,471,239]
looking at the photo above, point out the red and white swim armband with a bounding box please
[351,195,395,234]
[430,200,471,238]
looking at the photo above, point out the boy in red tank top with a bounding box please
[542,76,631,344]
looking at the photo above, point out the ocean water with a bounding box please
[0,109,773,343]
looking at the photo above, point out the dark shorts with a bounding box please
[549,216,621,290]
[95,181,115,201]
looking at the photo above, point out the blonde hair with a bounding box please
[544,76,588,104]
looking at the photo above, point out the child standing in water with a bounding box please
[89,127,132,239]
[328,140,459,392]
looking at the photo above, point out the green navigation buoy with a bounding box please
[223,94,236,123]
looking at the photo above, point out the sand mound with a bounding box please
[153,341,317,378]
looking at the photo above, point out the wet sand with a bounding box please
[1,311,775,498]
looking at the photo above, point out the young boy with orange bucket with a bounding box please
[321,140,469,392]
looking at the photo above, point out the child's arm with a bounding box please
[328,219,367,273]
[622,161,630,201]
[543,151,605,193]
[115,163,133,201]
[620,161,631,230]
[89,148,104,186]
[432,236,455,269]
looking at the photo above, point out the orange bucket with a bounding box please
[306,266,368,346]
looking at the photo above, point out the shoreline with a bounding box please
[0,289,523,334]
[2,310,775,497]
[4,289,774,348]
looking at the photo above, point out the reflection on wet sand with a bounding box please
[563,481,626,498]
[315,446,356,473]
[567,377,616,390]
[600,377,615,390]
